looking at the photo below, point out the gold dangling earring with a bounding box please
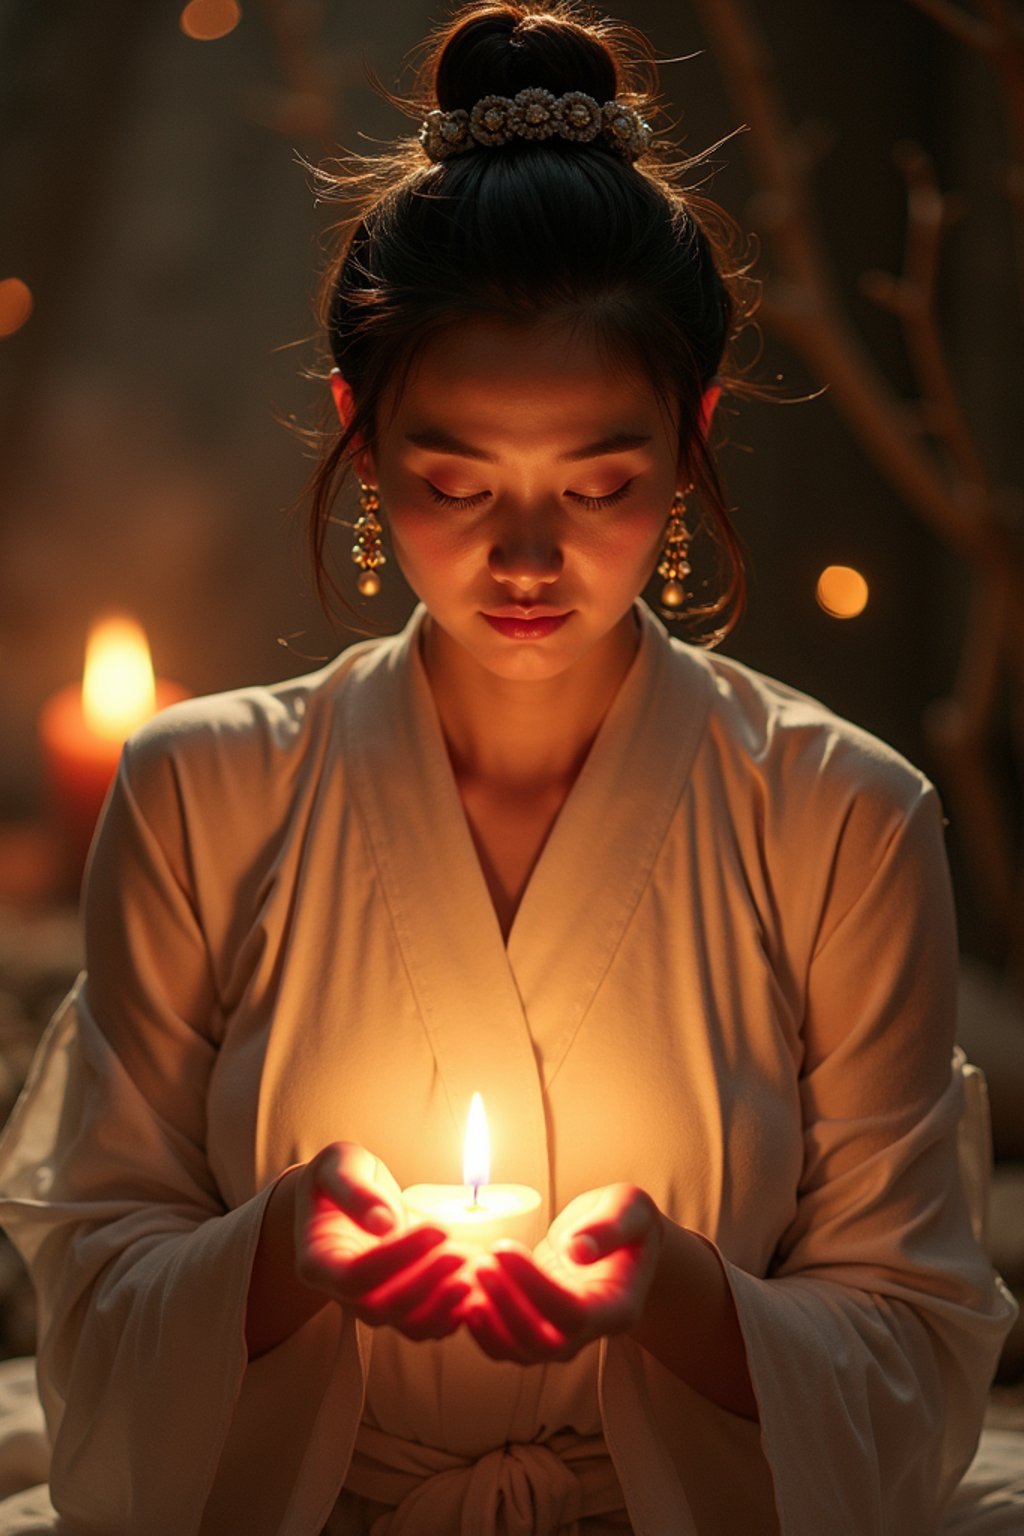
[657,486,693,619]
[352,481,386,597]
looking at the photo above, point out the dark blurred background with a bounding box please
[2,0,1020,950]
[0,0,1022,1388]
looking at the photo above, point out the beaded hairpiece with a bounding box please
[419,88,653,163]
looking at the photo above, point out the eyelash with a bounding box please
[426,480,636,511]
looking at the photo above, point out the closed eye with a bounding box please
[573,481,634,510]
[426,479,636,510]
[426,486,488,509]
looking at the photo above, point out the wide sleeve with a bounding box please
[712,780,1018,1535]
[0,727,367,1536]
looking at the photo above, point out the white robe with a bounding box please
[0,598,1016,1535]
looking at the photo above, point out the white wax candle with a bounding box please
[402,1182,542,1254]
[402,1092,543,1253]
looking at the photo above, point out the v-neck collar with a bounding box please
[341,601,714,1209]
[502,602,713,1082]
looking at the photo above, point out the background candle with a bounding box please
[39,614,189,891]
[402,1092,543,1254]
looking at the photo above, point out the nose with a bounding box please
[488,513,563,591]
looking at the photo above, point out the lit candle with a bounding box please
[39,614,189,888]
[403,1093,543,1254]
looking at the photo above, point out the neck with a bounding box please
[420,608,641,791]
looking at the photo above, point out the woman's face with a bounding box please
[343,315,687,685]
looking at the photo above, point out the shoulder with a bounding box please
[686,642,938,829]
[669,640,950,965]
[123,634,385,785]
[113,632,391,846]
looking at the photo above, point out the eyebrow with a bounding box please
[403,428,653,463]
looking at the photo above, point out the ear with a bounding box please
[698,380,722,439]
[329,368,375,481]
[329,367,352,427]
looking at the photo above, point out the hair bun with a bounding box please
[433,4,620,116]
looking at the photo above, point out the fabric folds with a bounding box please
[342,1423,625,1535]
[0,599,1015,1535]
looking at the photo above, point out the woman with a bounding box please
[0,4,1018,1533]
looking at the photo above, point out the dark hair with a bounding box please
[298,0,761,646]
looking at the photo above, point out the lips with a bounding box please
[482,612,573,641]
[482,608,571,620]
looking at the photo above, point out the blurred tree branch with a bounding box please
[691,0,1024,982]
[909,0,1024,313]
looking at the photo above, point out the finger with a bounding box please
[313,1222,446,1295]
[490,1249,588,1333]
[566,1233,601,1263]
[317,1146,401,1235]
[565,1194,657,1263]
[475,1262,566,1354]
[358,1250,467,1324]
[341,1226,450,1294]
[400,1279,473,1341]
[308,1189,439,1251]
[312,1176,398,1238]
[463,1301,525,1363]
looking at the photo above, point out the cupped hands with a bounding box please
[459,1181,666,1365]
[293,1141,473,1342]
[295,1149,665,1364]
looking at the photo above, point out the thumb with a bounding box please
[565,1188,658,1264]
[316,1144,399,1236]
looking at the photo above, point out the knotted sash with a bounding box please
[344,1423,627,1535]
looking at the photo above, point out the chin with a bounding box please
[440,615,582,678]
[485,650,580,683]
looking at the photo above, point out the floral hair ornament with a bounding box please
[420,88,654,163]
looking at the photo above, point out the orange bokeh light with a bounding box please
[816,564,869,619]
[179,0,241,41]
[0,278,33,338]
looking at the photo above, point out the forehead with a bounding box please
[382,316,671,441]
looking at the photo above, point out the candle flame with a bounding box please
[82,615,157,742]
[463,1091,490,1199]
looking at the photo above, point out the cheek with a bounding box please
[384,500,667,579]
[579,509,666,571]
[385,510,473,583]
